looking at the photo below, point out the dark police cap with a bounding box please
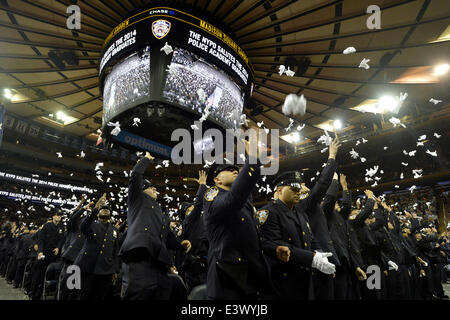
[142,179,152,190]
[99,205,111,212]
[272,171,303,189]
[206,163,239,186]
[53,210,63,216]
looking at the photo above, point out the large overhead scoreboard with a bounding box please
[99,7,254,137]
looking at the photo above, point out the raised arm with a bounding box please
[186,170,208,223]
[128,152,154,203]
[80,194,106,236]
[339,174,352,220]
[352,190,376,227]
[322,173,339,222]
[304,137,340,214]
[206,135,262,222]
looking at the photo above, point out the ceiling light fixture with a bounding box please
[433,63,449,76]
[333,119,342,130]
[378,96,399,112]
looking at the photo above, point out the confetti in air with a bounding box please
[425,150,437,157]
[285,118,294,132]
[350,148,359,159]
[285,67,295,77]
[359,58,370,69]
[343,47,356,54]
[107,121,121,136]
[389,117,406,128]
[132,117,141,127]
[282,94,307,116]
[429,98,442,105]
[204,160,215,168]
[160,42,173,55]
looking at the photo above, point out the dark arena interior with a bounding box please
[0,0,449,311]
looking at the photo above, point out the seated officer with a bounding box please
[257,171,336,300]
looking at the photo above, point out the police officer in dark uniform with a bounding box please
[58,197,91,300]
[295,136,341,300]
[120,152,191,300]
[180,170,209,293]
[257,171,336,300]
[31,211,65,300]
[203,136,274,300]
[13,226,36,288]
[74,194,120,300]
[322,173,367,299]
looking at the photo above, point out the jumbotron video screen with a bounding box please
[163,47,245,129]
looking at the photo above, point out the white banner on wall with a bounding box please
[0,171,94,193]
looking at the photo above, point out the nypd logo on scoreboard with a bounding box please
[152,19,171,39]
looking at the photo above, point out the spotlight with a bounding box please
[433,64,449,76]
[56,111,67,121]
[3,88,13,100]
[292,132,300,142]
[333,119,342,130]
[378,96,398,112]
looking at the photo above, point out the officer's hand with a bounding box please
[328,137,341,160]
[144,152,155,160]
[53,248,59,256]
[276,246,290,262]
[170,266,178,274]
[38,252,44,260]
[419,269,426,277]
[95,193,107,210]
[388,222,394,230]
[333,172,338,181]
[195,170,207,185]
[181,240,191,253]
[84,202,94,210]
[355,267,367,281]
[364,190,374,200]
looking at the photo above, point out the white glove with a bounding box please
[311,252,336,275]
[388,260,398,271]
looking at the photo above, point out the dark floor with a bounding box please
[0,276,448,300]
[0,277,28,300]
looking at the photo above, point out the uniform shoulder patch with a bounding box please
[256,209,269,226]
[204,187,219,202]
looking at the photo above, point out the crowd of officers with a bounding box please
[0,135,449,300]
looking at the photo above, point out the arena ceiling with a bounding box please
[0,0,449,145]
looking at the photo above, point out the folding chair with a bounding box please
[42,261,63,300]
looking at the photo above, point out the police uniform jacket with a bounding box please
[257,198,317,299]
[203,158,272,299]
[16,233,34,260]
[74,208,120,275]
[182,184,208,257]
[61,209,86,263]
[296,158,340,266]
[37,221,65,256]
[322,179,354,269]
[119,157,184,267]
